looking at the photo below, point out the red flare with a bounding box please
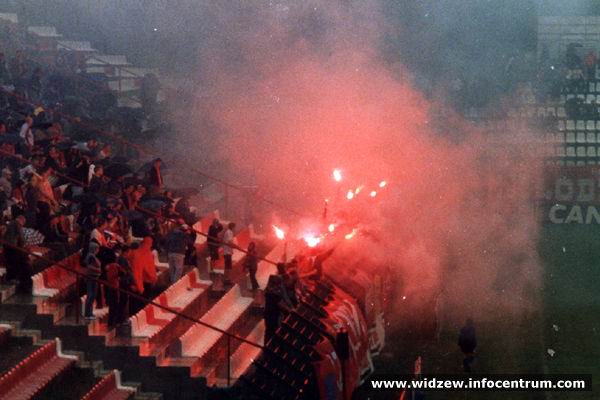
[304,234,321,248]
[333,169,342,182]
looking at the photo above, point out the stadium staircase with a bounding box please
[0,209,282,399]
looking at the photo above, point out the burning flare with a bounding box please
[304,234,321,248]
[273,225,285,240]
[370,190,377,197]
[346,190,354,200]
[328,223,335,233]
[333,169,342,182]
[379,180,387,188]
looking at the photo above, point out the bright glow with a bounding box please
[345,229,358,240]
[333,169,342,182]
[328,224,335,233]
[346,190,354,200]
[379,180,387,188]
[272,225,285,240]
[304,234,321,248]
[370,190,377,197]
[354,185,364,195]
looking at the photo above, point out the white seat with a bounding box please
[556,132,565,143]
[576,120,586,130]
[566,160,575,166]
[587,94,596,104]
[130,307,164,337]
[587,120,596,131]
[31,274,59,297]
[590,82,596,93]
[556,146,566,157]
[577,146,586,157]
[557,107,566,118]
[566,146,576,157]
[576,132,586,143]
[576,160,586,166]
[587,147,597,157]
[179,284,253,358]
[587,132,596,143]
[558,120,565,131]
[566,120,575,130]
[566,132,576,143]
[230,321,265,379]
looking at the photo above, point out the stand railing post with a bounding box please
[227,333,231,386]
[75,274,80,324]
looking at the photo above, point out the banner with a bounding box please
[541,165,600,224]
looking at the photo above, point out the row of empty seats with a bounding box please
[551,145,600,158]
[130,269,212,355]
[547,131,600,143]
[0,338,76,400]
[31,253,82,299]
[558,119,600,131]
[562,80,600,94]
[176,284,254,365]
[80,370,135,400]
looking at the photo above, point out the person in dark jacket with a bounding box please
[84,241,102,320]
[243,241,259,291]
[3,214,30,292]
[148,158,163,194]
[458,318,477,372]
[165,222,193,283]
[207,218,222,268]
[264,275,288,343]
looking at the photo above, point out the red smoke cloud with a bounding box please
[176,1,542,329]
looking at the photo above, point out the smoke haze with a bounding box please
[169,0,544,329]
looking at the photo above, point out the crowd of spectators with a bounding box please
[0,43,235,329]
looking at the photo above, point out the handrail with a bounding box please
[0,237,264,350]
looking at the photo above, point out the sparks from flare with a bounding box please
[328,223,335,233]
[354,185,364,195]
[346,190,354,200]
[379,180,387,188]
[370,190,377,197]
[345,228,358,240]
[273,225,285,240]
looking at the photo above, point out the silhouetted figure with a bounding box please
[264,275,287,343]
[244,242,259,291]
[458,318,477,372]
[207,218,222,268]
